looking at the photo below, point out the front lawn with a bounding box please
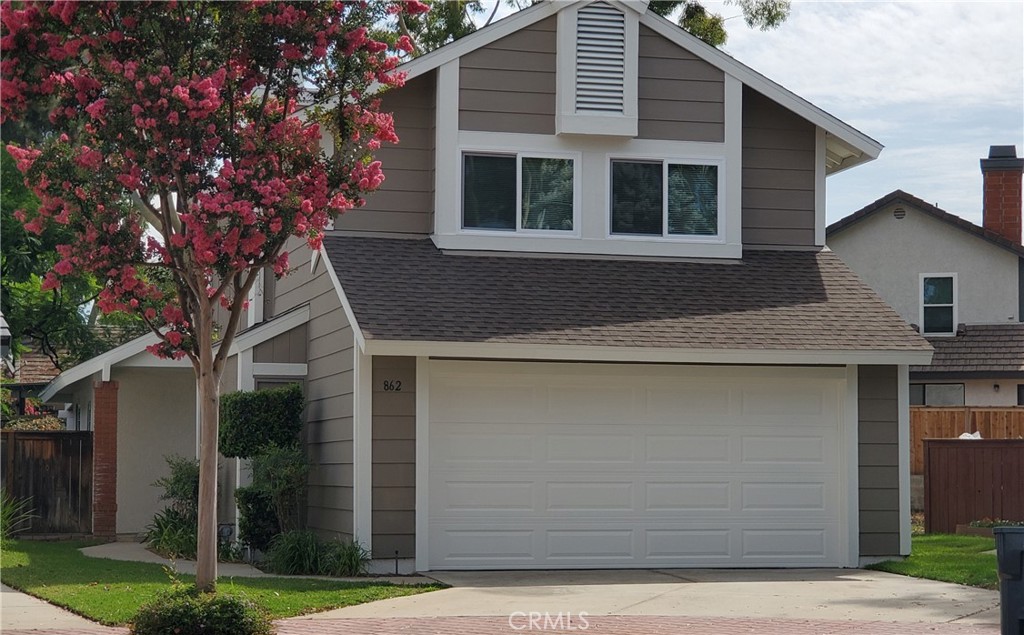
[0,540,442,626]
[865,534,998,589]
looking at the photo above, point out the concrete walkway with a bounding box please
[0,584,126,634]
[5,543,1004,635]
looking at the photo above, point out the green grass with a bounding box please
[865,533,998,589]
[0,540,443,626]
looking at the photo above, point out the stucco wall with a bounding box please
[829,203,1020,326]
[912,378,1021,407]
[112,367,197,535]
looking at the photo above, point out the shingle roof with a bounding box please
[911,324,1024,375]
[6,350,61,386]
[323,235,930,353]
[827,190,1024,257]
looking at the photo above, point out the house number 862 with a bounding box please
[382,380,402,392]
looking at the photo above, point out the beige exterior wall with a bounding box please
[857,365,900,557]
[459,16,556,135]
[112,367,197,536]
[741,87,816,246]
[828,204,1020,326]
[253,324,308,364]
[637,25,724,142]
[371,356,416,558]
[273,240,355,539]
[335,72,436,235]
[911,378,1022,407]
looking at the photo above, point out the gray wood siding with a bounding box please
[371,356,416,558]
[741,87,816,246]
[272,239,355,539]
[858,365,901,557]
[253,324,308,364]
[637,26,724,142]
[459,16,556,135]
[335,73,435,236]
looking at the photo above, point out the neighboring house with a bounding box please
[828,146,1024,407]
[40,1,931,570]
[4,348,62,416]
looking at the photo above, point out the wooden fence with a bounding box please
[911,406,1024,474]
[924,439,1024,533]
[1,430,93,534]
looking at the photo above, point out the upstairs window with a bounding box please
[921,274,956,336]
[462,153,576,233]
[610,160,720,237]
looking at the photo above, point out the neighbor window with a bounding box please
[611,160,719,237]
[462,153,575,232]
[910,383,965,406]
[921,274,956,335]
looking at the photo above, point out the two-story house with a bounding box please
[828,146,1024,408]
[41,0,930,571]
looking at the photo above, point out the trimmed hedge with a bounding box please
[219,384,304,458]
[131,587,273,635]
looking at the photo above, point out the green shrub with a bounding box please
[969,518,1024,528]
[152,455,200,520]
[131,586,273,635]
[235,487,278,552]
[145,507,197,559]
[1,489,35,540]
[250,444,308,533]
[321,538,370,577]
[262,530,369,576]
[219,384,304,458]
[263,530,323,575]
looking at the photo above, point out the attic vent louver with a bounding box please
[893,207,907,220]
[575,2,625,114]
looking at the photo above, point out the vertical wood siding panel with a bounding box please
[742,86,817,246]
[458,17,556,135]
[858,365,900,556]
[637,26,724,142]
[371,356,417,558]
[335,72,436,235]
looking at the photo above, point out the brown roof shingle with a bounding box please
[911,324,1024,376]
[6,350,61,386]
[323,235,930,353]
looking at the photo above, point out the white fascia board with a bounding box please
[39,332,161,402]
[228,304,310,356]
[637,13,882,162]
[319,247,367,353]
[362,339,934,366]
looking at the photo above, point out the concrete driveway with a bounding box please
[280,568,1001,634]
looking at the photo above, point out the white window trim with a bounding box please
[919,273,958,337]
[555,2,639,137]
[459,149,583,238]
[606,155,726,244]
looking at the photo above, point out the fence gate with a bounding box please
[924,438,1024,534]
[1,430,93,534]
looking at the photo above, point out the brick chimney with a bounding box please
[980,145,1024,244]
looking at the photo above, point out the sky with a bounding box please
[480,1,1024,226]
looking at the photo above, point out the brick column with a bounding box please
[980,145,1024,244]
[93,381,119,538]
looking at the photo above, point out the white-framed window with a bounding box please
[461,151,579,234]
[609,158,723,239]
[910,383,965,406]
[920,273,957,336]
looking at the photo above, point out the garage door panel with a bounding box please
[645,435,731,463]
[428,361,847,568]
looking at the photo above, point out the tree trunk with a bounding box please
[195,309,220,592]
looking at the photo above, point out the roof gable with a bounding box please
[396,0,880,170]
[827,190,1024,258]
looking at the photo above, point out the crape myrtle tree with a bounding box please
[0,0,427,591]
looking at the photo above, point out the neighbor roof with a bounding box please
[911,323,1024,377]
[6,350,61,386]
[827,190,1024,258]
[323,235,930,354]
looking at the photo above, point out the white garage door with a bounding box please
[427,361,848,569]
